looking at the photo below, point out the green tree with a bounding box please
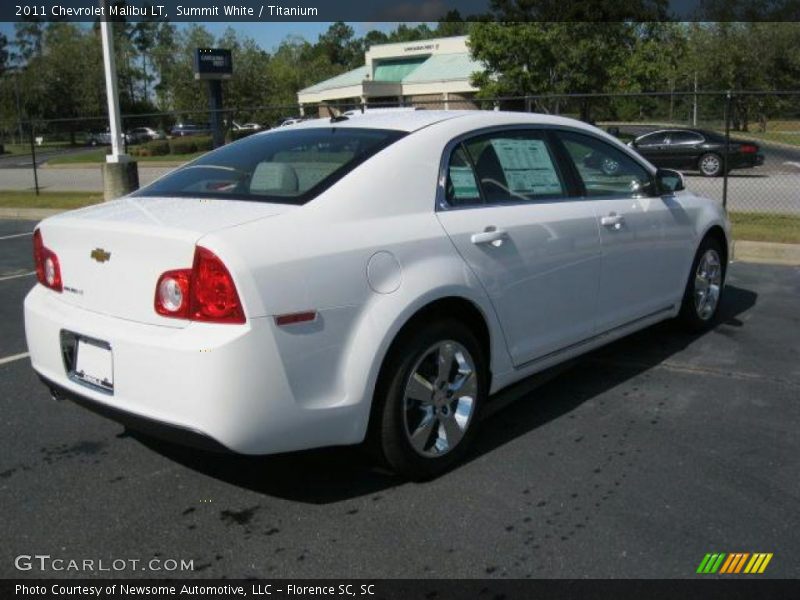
[469,22,638,119]
[0,33,8,75]
[132,5,163,103]
[317,22,362,69]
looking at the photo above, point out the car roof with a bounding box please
[282,110,601,134]
[637,128,718,139]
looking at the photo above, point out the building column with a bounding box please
[298,104,305,117]
[444,92,450,111]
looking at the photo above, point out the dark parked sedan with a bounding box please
[629,128,764,177]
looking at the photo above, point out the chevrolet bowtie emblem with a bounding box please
[90,248,111,263]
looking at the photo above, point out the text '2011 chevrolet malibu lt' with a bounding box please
[24,110,730,479]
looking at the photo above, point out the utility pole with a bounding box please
[100,11,126,163]
[99,1,138,199]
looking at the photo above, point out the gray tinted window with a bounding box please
[637,132,669,146]
[668,131,704,144]
[559,131,654,198]
[134,128,405,205]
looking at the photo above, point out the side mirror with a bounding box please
[656,168,685,194]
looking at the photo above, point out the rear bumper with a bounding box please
[24,285,366,454]
[40,375,231,453]
[730,153,764,169]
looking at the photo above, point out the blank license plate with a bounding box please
[74,339,114,392]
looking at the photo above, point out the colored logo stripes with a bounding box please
[697,553,773,574]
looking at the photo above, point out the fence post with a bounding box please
[722,91,731,210]
[29,122,39,196]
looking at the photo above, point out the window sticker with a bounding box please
[490,138,563,195]
[449,165,480,199]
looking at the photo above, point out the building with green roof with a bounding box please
[297,36,482,115]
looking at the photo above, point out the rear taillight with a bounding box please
[154,246,245,324]
[740,144,758,154]
[155,269,191,318]
[33,229,62,292]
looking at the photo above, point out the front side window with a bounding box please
[133,127,406,205]
[636,132,669,146]
[668,131,704,144]
[558,131,654,198]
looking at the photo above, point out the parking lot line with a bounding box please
[0,232,33,240]
[0,231,33,241]
[0,352,29,366]
[0,271,35,282]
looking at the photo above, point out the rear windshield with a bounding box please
[133,127,406,205]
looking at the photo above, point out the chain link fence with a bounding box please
[1,91,798,243]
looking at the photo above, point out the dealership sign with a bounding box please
[194,48,233,80]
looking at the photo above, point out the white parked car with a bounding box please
[24,111,730,479]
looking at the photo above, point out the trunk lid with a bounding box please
[38,196,295,327]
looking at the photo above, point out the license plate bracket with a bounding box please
[60,331,114,394]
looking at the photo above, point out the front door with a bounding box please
[634,131,671,167]
[556,130,679,331]
[436,130,602,367]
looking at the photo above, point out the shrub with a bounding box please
[193,136,213,152]
[147,140,170,156]
[169,137,197,154]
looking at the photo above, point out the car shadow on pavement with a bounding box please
[131,285,757,504]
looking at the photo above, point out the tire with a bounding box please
[370,319,487,480]
[677,236,726,332]
[698,153,723,177]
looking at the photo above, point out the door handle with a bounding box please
[471,227,507,246]
[600,213,625,230]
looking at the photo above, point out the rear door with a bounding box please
[436,129,602,367]
[556,130,685,332]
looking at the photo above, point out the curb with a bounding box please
[0,207,66,220]
[733,240,800,266]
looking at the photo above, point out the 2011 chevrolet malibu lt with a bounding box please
[24,111,730,479]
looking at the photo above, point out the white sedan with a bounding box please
[24,111,730,479]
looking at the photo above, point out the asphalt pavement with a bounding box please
[1,219,799,579]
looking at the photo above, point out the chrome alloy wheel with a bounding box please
[694,249,722,320]
[700,154,721,176]
[403,340,478,457]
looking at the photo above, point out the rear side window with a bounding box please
[133,127,406,205]
[558,131,654,198]
[444,130,566,207]
[445,146,482,207]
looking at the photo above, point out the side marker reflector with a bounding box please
[275,311,317,327]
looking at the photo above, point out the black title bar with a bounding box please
[5,579,800,600]
[2,0,800,22]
